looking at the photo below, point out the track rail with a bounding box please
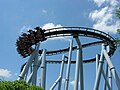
[16,26,117,59]
[44,27,116,56]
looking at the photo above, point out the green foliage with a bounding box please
[117,29,120,34]
[116,29,120,47]
[27,85,43,90]
[115,8,120,48]
[0,81,14,90]
[115,38,120,47]
[0,80,44,90]
[116,8,120,18]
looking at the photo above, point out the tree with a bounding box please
[116,8,120,19]
[115,8,120,47]
[0,80,44,90]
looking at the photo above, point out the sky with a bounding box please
[0,0,120,90]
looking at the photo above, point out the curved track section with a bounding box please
[44,27,116,56]
[16,26,116,60]
[39,41,104,56]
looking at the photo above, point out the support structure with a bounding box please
[74,36,84,90]
[109,69,112,89]
[40,49,47,89]
[50,55,65,90]
[103,49,120,89]
[58,55,65,90]
[94,44,105,90]
[32,43,40,85]
[64,40,73,90]
[17,26,120,90]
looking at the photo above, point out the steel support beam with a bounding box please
[96,54,99,76]
[27,56,42,84]
[27,72,33,84]
[74,46,80,90]
[32,43,40,85]
[103,49,120,89]
[65,40,73,90]
[50,76,61,90]
[102,69,111,90]
[40,49,47,89]
[74,37,84,90]
[94,44,105,90]
[18,46,38,80]
[58,55,65,90]
[104,64,108,90]
[50,55,65,90]
[109,69,112,90]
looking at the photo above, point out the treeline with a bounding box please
[0,80,43,90]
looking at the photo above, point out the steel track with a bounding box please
[43,27,116,56]
[17,26,117,64]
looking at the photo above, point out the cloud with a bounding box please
[109,0,119,7]
[0,69,12,78]
[93,0,119,7]
[93,0,106,7]
[89,7,109,21]
[89,0,120,34]
[42,23,70,41]
[42,23,63,30]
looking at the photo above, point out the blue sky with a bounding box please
[0,0,120,90]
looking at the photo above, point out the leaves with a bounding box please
[117,29,120,34]
[115,8,120,48]
[0,80,44,90]
[116,8,120,19]
[115,38,120,47]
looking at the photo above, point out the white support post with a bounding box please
[74,46,80,90]
[109,69,112,90]
[74,37,84,90]
[50,55,65,90]
[58,55,65,90]
[27,72,33,83]
[41,49,47,89]
[96,54,99,76]
[65,40,73,90]
[104,64,108,90]
[94,44,105,90]
[18,46,38,80]
[25,70,28,81]
[32,43,40,85]
[27,57,42,84]
[107,46,112,90]
[102,69,111,90]
[103,49,120,89]
[30,65,33,74]
[50,76,61,90]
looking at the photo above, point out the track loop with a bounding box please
[16,26,116,60]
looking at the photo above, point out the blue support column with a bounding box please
[104,64,108,90]
[74,37,84,90]
[103,49,120,89]
[58,55,65,90]
[18,46,38,80]
[94,44,105,90]
[41,49,47,89]
[32,43,40,85]
[65,40,73,90]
